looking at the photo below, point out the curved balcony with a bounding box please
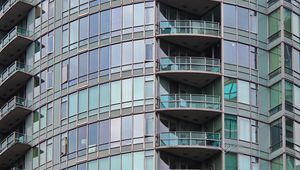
[157,94,221,124]
[158,57,221,87]
[0,27,33,66]
[0,132,31,168]
[0,62,32,100]
[0,97,32,133]
[158,131,221,161]
[158,20,220,51]
[0,0,34,31]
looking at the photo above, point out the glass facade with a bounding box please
[0,0,299,170]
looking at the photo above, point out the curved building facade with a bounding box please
[0,0,299,170]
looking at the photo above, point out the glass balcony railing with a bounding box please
[0,61,31,84]
[159,94,221,110]
[159,57,221,73]
[0,26,32,51]
[159,131,221,148]
[0,132,31,153]
[0,96,32,119]
[159,20,220,36]
[0,0,34,17]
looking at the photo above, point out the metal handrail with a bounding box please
[159,56,221,73]
[0,132,32,153]
[159,131,221,147]
[0,0,34,16]
[0,61,32,83]
[0,96,32,119]
[0,26,33,50]
[159,94,221,110]
[159,20,220,36]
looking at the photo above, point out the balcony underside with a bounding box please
[0,36,32,66]
[158,147,221,162]
[157,35,220,52]
[0,1,33,31]
[0,71,31,100]
[0,106,31,133]
[157,108,221,124]
[157,71,221,88]
[158,0,220,16]
[0,142,31,168]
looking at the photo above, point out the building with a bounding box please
[0,0,299,169]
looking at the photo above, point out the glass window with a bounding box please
[89,86,99,111]
[239,117,250,141]
[79,16,89,41]
[100,46,110,72]
[47,103,53,126]
[238,43,249,67]
[122,41,133,65]
[285,44,292,74]
[99,120,109,147]
[79,53,88,82]
[270,45,281,74]
[285,81,293,104]
[90,13,99,40]
[238,80,250,104]
[134,40,145,63]
[294,85,300,108]
[250,10,257,33]
[47,32,54,53]
[286,155,294,170]
[89,49,98,79]
[111,44,121,68]
[111,155,121,170]
[145,7,154,25]
[41,70,47,93]
[122,79,132,103]
[78,126,87,152]
[224,41,237,65]
[88,123,98,152]
[99,158,109,170]
[269,9,280,37]
[224,4,236,28]
[33,110,39,133]
[271,156,283,170]
[270,82,282,110]
[134,152,144,170]
[78,163,87,170]
[284,8,292,33]
[69,56,78,84]
[292,13,300,37]
[61,96,68,120]
[100,10,110,34]
[226,153,237,170]
[134,77,144,101]
[271,119,282,152]
[40,106,47,129]
[122,153,133,170]
[134,114,144,138]
[122,116,132,140]
[88,160,98,170]
[286,118,294,149]
[134,3,144,26]
[70,20,78,45]
[111,118,121,143]
[69,92,77,120]
[225,114,237,139]
[68,129,76,154]
[100,83,109,113]
[111,81,121,109]
[46,139,53,162]
[224,78,237,101]
[40,142,46,165]
[238,154,250,170]
[238,7,249,31]
[112,7,121,31]
[123,5,133,28]
[78,89,88,114]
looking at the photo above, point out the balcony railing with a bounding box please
[159,20,220,36]
[0,96,32,119]
[0,132,31,153]
[159,94,221,110]
[0,0,33,15]
[0,26,32,51]
[159,57,221,73]
[159,131,221,148]
[0,61,31,84]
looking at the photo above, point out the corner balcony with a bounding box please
[158,131,221,161]
[0,0,34,31]
[158,20,221,51]
[0,132,31,168]
[0,62,32,100]
[158,57,221,87]
[157,94,221,124]
[0,27,33,66]
[0,97,32,133]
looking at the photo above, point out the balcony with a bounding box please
[0,97,32,133]
[0,27,33,66]
[0,0,34,31]
[158,57,221,87]
[158,131,221,161]
[0,132,31,168]
[157,94,221,124]
[158,20,220,51]
[0,62,32,100]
